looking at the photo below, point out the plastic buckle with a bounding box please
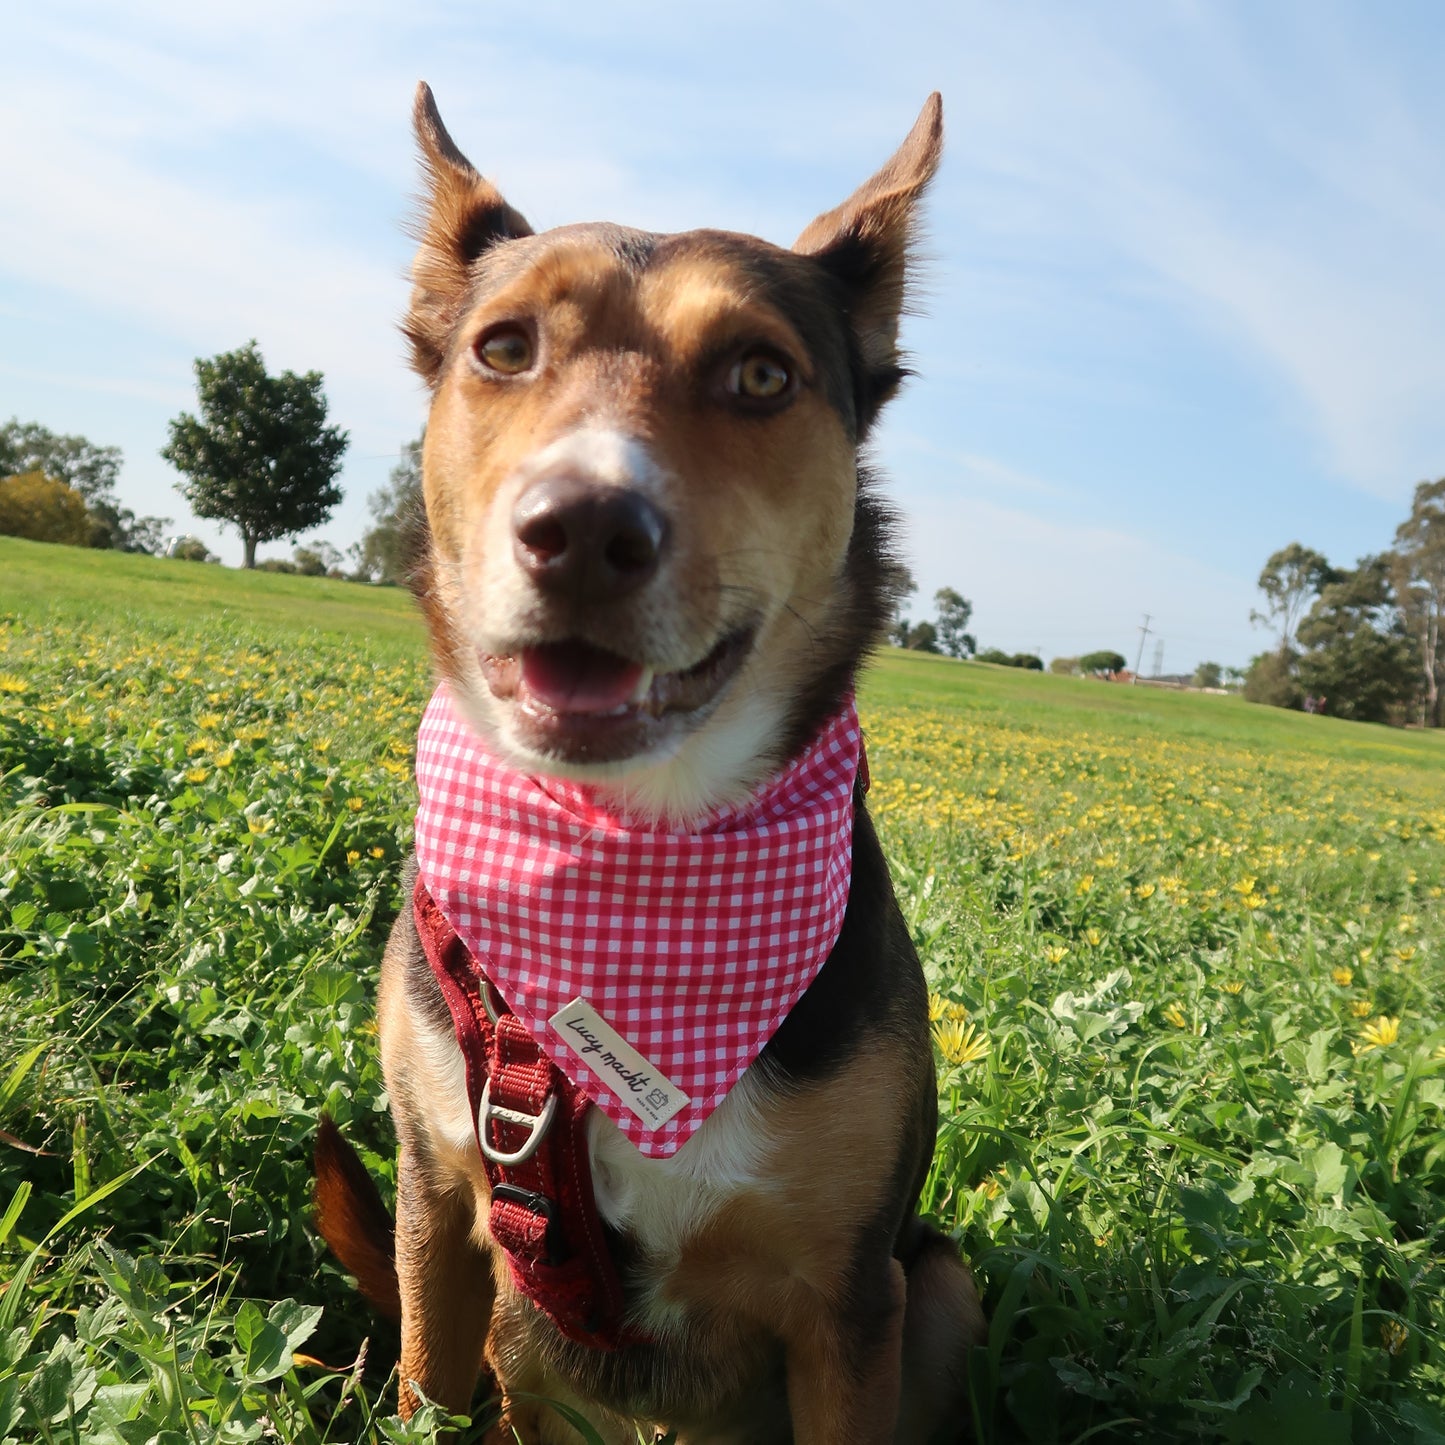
[478,1078,557,1166]
[491,1183,563,1265]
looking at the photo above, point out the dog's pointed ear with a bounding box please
[405,82,534,386]
[794,94,942,417]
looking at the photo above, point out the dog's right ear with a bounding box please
[405,83,534,387]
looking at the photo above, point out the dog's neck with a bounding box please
[544,698,794,832]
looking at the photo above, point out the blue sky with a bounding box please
[6,1,1444,671]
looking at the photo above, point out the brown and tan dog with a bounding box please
[315,83,985,1443]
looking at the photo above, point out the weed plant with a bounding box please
[0,541,1442,1441]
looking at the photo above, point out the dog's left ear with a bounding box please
[794,94,942,417]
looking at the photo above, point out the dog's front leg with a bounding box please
[784,1257,907,1444]
[394,1145,496,1419]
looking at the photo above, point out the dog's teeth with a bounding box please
[629,667,655,704]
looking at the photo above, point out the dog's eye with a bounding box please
[727,351,792,402]
[475,327,534,375]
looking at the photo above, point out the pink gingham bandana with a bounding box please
[413,685,861,1157]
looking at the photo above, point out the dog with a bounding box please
[314,82,986,1443]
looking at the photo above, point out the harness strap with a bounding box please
[412,879,635,1349]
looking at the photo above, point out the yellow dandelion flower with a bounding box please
[370,846,385,859]
[1358,947,1374,964]
[316,738,331,753]
[1349,998,1373,1018]
[1395,946,1417,963]
[0,674,27,693]
[187,737,215,755]
[1332,967,1353,987]
[927,994,946,1022]
[1355,1015,1400,1053]
[247,817,273,835]
[1397,914,1417,934]
[347,797,365,813]
[196,712,223,730]
[945,1001,970,1022]
[1219,980,1245,995]
[1231,877,1257,895]
[215,749,235,767]
[184,767,209,784]
[1162,1003,1188,1029]
[933,1018,989,1066]
[1135,883,1156,899]
[1085,928,1103,947]
[346,849,361,864]
[1075,874,1094,896]
[1044,945,1070,964]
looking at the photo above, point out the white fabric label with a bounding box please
[548,997,691,1132]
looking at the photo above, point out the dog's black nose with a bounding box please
[512,476,668,601]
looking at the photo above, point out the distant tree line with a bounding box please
[1245,480,1445,725]
[891,576,1138,677]
[0,419,170,553]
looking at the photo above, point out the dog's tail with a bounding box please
[313,1116,402,1321]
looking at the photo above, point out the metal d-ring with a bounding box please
[480,978,504,1024]
[478,1078,557,1166]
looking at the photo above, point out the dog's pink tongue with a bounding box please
[521,642,644,714]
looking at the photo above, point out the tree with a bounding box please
[352,433,425,585]
[1193,661,1223,689]
[1080,650,1127,676]
[0,471,92,545]
[0,418,121,502]
[1295,556,1419,723]
[932,587,976,658]
[890,564,919,647]
[1251,543,1336,656]
[1243,649,1302,710]
[1388,479,1445,726]
[162,342,348,568]
[1049,657,1080,675]
[903,620,940,653]
[0,417,167,552]
[168,536,217,562]
[1011,653,1043,671]
[293,539,345,576]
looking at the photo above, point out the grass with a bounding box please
[1,534,1442,1442]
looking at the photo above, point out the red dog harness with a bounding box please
[411,687,864,1345]
[413,880,635,1346]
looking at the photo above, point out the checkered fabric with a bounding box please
[413,684,862,1158]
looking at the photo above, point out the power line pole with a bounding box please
[1133,613,1152,684]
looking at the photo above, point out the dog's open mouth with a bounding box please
[478,628,754,762]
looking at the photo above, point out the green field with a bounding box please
[2,535,1443,1442]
